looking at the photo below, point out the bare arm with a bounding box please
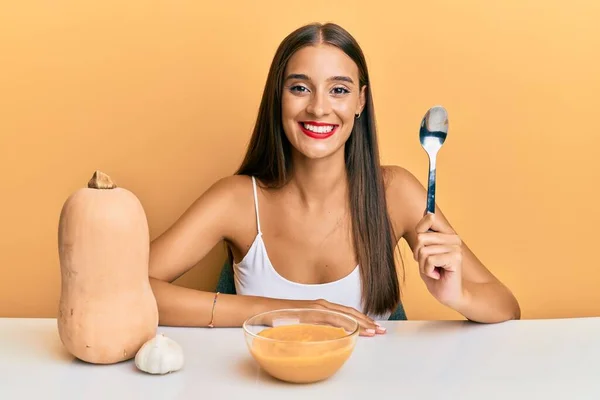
[148,176,287,327]
[149,279,293,327]
[384,165,521,323]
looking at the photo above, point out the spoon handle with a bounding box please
[426,155,437,214]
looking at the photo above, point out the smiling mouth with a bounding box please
[298,122,339,139]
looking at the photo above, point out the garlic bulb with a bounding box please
[135,333,184,374]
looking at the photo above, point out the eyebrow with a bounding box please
[285,73,355,84]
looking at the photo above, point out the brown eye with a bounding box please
[290,85,309,93]
[332,87,350,95]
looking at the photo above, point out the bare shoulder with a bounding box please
[382,164,426,201]
[381,165,428,237]
[181,174,255,236]
[196,174,254,205]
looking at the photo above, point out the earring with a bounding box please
[355,113,361,118]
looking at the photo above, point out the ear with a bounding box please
[356,85,367,117]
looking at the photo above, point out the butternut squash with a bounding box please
[57,171,159,364]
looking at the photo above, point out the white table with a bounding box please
[1,317,599,399]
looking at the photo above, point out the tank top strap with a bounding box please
[251,176,262,235]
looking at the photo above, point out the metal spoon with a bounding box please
[419,105,448,215]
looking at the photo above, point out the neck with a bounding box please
[287,149,348,210]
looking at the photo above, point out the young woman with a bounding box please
[148,22,520,336]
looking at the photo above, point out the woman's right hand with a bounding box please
[291,298,386,337]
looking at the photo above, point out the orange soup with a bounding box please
[250,323,356,383]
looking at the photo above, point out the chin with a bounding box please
[293,142,346,160]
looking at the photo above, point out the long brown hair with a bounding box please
[233,22,401,316]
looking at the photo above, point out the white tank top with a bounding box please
[232,176,391,320]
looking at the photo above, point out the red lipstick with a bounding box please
[298,121,339,139]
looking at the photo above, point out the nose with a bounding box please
[305,90,331,118]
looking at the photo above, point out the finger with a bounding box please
[336,303,374,324]
[334,305,381,335]
[418,249,443,278]
[424,253,457,279]
[413,232,460,262]
[416,231,462,248]
[417,244,454,268]
[417,244,460,262]
[337,308,385,336]
[358,323,386,336]
[427,212,457,235]
[415,212,435,234]
[318,300,382,336]
[421,254,441,280]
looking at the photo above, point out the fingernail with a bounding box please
[365,329,375,334]
[376,326,386,332]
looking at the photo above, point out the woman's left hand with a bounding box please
[413,212,465,309]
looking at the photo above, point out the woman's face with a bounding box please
[281,44,366,160]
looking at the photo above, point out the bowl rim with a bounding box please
[242,308,360,344]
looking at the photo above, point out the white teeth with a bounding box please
[303,123,334,134]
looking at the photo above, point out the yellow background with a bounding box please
[2,0,599,320]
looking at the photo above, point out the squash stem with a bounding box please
[87,171,117,189]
